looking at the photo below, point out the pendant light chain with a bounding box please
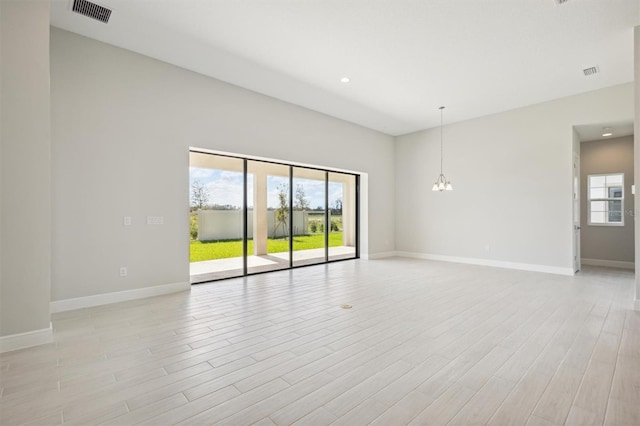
[440,106,444,175]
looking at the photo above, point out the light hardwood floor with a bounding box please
[1,258,639,425]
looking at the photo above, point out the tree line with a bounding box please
[191,180,342,215]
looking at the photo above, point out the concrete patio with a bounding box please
[190,246,356,282]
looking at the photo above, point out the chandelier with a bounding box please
[432,106,453,191]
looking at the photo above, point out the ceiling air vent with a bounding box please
[583,66,599,77]
[72,0,112,23]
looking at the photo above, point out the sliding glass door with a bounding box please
[247,160,290,274]
[189,150,359,283]
[189,152,245,282]
[292,168,326,267]
[329,172,357,260]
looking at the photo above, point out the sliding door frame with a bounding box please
[190,149,360,283]
[242,158,248,276]
[325,172,329,263]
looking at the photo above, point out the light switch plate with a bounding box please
[123,216,132,226]
[147,216,164,225]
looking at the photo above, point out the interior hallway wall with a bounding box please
[0,0,52,344]
[580,136,634,267]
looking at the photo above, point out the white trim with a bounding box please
[635,299,640,311]
[395,251,574,276]
[367,251,396,260]
[0,323,53,353]
[50,281,190,313]
[581,258,635,270]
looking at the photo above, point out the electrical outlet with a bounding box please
[119,267,127,277]
[485,244,490,252]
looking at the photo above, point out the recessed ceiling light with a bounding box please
[602,127,613,137]
[602,132,613,137]
[340,77,350,83]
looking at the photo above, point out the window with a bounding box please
[588,173,624,226]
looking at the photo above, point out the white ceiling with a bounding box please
[575,121,634,142]
[50,0,639,136]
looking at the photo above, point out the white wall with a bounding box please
[50,28,395,302]
[0,1,52,338]
[395,83,633,273]
[635,25,640,310]
[580,136,634,265]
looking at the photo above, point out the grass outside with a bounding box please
[190,213,342,240]
[190,232,344,262]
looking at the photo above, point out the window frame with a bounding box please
[587,173,624,227]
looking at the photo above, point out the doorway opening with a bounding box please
[189,150,359,283]
[573,122,635,273]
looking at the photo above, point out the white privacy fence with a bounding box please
[198,210,309,241]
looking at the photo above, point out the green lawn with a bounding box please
[190,233,344,262]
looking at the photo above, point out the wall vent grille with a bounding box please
[72,0,112,23]
[554,0,569,5]
[583,66,599,77]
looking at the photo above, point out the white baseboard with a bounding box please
[395,251,574,276]
[50,281,190,313]
[581,258,635,270]
[0,323,53,353]
[366,251,396,260]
